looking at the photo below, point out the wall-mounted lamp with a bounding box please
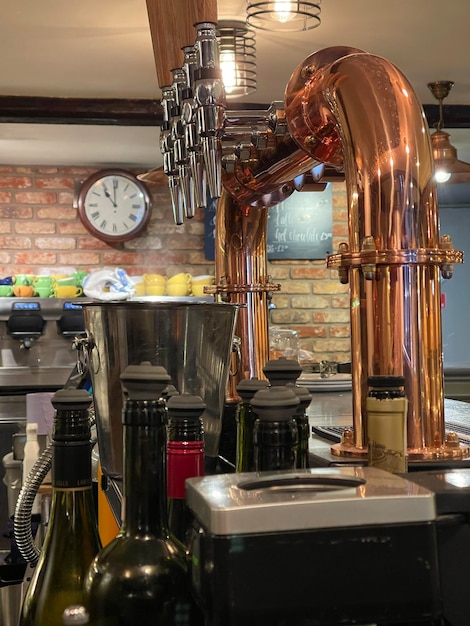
[216,20,256,98]
[246,1,321,32]
[428,80,470,184]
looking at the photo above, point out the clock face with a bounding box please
[77,169,152,242]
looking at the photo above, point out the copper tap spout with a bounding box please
[285,47,464,458]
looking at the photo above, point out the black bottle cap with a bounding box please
[368,375,406,388]
[250,386,299,421]
[287,383,312,412]
[263,357,303,386]
[120,361,172,400]
[236,377,270,402]
[51,388,92,411]
[51,388,92,441]
[162,384,180,401]
[167,393,206,419]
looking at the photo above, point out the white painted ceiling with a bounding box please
[0,0,469,168]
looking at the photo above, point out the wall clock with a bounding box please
[77,169,152,243]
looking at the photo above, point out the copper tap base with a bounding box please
[331,442,368,458]
[331,441,470,460]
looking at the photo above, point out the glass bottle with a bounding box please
[287,384,312,469]
[84,362,204,626]
[263,357,311,469]
[23,422,41,515]
[235,378,270,473]
[20,388,101,626]
[251,386,299,471]
[167,393,205,546]
[367,375,408,473]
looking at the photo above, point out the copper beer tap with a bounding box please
[144,2,465,460]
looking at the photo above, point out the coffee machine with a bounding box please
[0,296,88,549]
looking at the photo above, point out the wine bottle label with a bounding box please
[167,441,204,499]
[53,441,93,489]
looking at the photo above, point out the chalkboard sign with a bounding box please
[204,185,333,261]
[266,186,333,260]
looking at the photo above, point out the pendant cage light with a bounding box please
[428,80,470,184]
[216,20,257,98]
[246,1,321,32]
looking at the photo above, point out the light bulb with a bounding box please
[274,1,294,23]
[435,168,452,184]
[220,49,237,94]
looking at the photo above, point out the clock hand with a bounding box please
[113,178,118,205]
[102,182,117,208]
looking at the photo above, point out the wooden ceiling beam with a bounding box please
[0,96,468,128]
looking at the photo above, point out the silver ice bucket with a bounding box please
[81,301,239,479]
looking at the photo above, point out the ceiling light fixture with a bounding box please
[428,80,470,184]
[246,1,321,32]
[216,20,256,98]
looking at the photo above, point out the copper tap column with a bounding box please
[212,190,280,400]
[285,48,464,458]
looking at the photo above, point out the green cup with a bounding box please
[0,285,13,296]
[35,286,54,298]
[15,275,32,286]
[54,277,79,287]
[34,276,54,289]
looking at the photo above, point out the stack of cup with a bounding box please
[143,274,167,296]
[14,275,35,297]
[167,273,192,297]
[33,276,54,298]
[53,276,83,298]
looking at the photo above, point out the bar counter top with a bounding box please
[307,391,470,471]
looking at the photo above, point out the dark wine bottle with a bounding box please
[287,383,312,469]
[251,386,299,471]
[235,377,269,473]
[19,388,101,626]
[167,393,205,546]
[84,362,204,626]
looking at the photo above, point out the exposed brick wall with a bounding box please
[0,164,351,362]
[269,184,350,362]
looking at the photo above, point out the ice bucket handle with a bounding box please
[73,334,100,376]
[230,335,241,377]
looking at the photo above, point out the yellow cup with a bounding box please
[167,272,192,285]
[133,282,145,296]
[167,283,190,297]
[191,284,210,297]
[145,285,166,296]
[143,273,167,286]
[54,285,83,298]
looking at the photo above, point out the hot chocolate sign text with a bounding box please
[267,186,333,260]
[204,185,333,261]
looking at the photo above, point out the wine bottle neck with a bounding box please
[122,401,169,536]
[52,408,93,489]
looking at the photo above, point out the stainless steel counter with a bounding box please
[307,391,470,470]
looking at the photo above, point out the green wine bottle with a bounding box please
[84,362,204,626]
[20,388,101,626]
[235,378,269,473]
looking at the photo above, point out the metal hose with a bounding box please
[13,444,52,566]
